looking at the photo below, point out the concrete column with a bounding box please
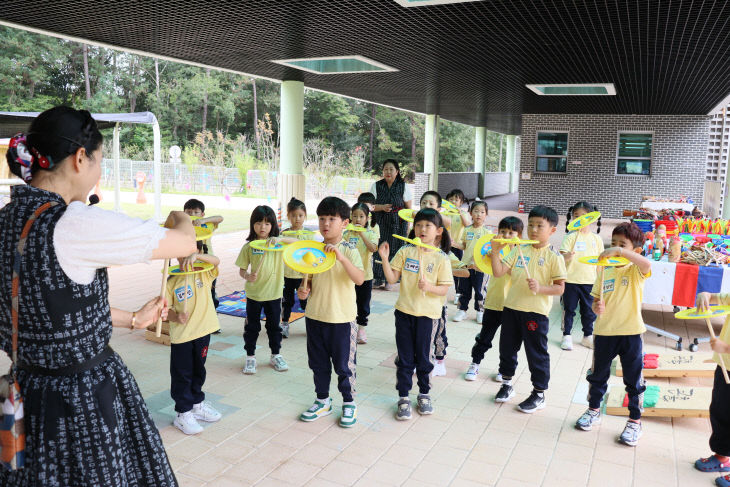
[474,126,486,173]
[505,134,517,193]
[424,114,440,191]
[278,80,305,204]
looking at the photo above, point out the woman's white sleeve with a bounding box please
[369,182,378,197]
[403,185,413,202]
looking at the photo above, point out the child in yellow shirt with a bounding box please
[183,198,224,310]
[445,189,471,305]
[297,197,364,428]
[560,201,603,351]
[465,216,523,382]
[490,205,567,413]
[379,208,454,420]
[575,222,650,448]
[346,202,380,344]
[166,243,222,435]
[281,197,309,338]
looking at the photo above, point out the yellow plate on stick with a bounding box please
[578,256,630,266]
[398,208,415,222]
[472,233,501,275]
[194,226,213,241]
[282,229,316,237]
[567,211,601,232]
[166,261,215,276]
[492,237,539,245]
[392,234,440,251]
[345,224,366,232]
[675,306,730,320]
[250,239,287,252]
[439,200,461,216]
[283,240,336,274]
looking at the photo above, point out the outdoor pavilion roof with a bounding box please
[2,0,730,135]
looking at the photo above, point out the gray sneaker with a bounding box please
[575,408,601,431]
[417,394,433,415]
[243,356,256,374]
[618,420,642,446]
[281,322,289,338]
[396,398,412,420]
[270,354,289,372]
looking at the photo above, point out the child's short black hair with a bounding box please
[529,205,559,227]
[184,198,205,213]
[408,208,451,253]
[247,205,280,241]
[287,197,306,214]
[445,189,466,205]
[317,196,350,221]
[357,192,376,205]
[498,216,524,234]
[420,190,442,207]
[613,222,644,248]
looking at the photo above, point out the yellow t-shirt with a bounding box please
[712,294,730,366]
[484,272,511,312]
[306,240,364,323]
[166,268,220,344]
[391,245,454,320]
[503,244,567,316]
[199,222,218,256]
[235,241,285,301]
[560,231,605,285]
[460,225,493,266]
[344,224,380,282]
[448,251,467,272]
[449,214,464,244]
[282,229,311,280]
[590,263,649,336]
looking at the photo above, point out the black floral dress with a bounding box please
[0,186,177,486]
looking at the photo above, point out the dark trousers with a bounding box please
[211,278,219,309]
[498,307,550,391]
[459,269,486,312]
[355,280,373,326]
[394,309,439,396]
[170,334,210,413]
[472,309,503,364]
[306,318,357,402]
[588,334,645,420]
[282,277,307,323]
[710,366,730,455]
[562,283,596,336]
[244,298,282,356]
[434,306,448,360]
[451,247,463,294]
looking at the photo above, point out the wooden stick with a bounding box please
[418,246,426,296]
[183,275,189,313]
[254,252,266,275]
[705,317,730,384]
[517,244,536,295]
[598,266,605,301]
[299,273,309,293]
[156,258,170,337]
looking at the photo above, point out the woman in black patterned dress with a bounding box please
[370,159,413,289]
[0,107,196,486]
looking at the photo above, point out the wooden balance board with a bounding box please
[615,352,716,378]
[605,384,711,418]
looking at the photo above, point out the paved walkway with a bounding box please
[5,209,718,486]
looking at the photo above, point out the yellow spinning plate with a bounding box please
[578,256,630,266]
[567,211,601,232]
[283,240,336,274]
[398,208,415,222]
[282,229,316,237]
[250,239,287,252]
[345,224,366,232]
[166,261,215,275]
[439,200,461,216]
[392,234,440,251]
[492,237,539,245]
[194,226,213,241]
[472,233,502,275]
[675,306,730,320]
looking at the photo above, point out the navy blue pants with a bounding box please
[472,309,502,364]
[459,269,485,312]
[451,247,463,294]
[355,279,373,326]
[211,278,219,309]
[710,366,730,456]
[562,283,596,336]
[498,307,550,391]
[282,277,308,323]
[394,309,439,396]
[170,334,210,413]
[434,306,448,360]
[588,334,645,420]
[306,318,357,402]
[244,298,282,355]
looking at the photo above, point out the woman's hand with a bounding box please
[376,203,393,213]
[134,296,168,328]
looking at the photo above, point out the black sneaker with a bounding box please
[495,383,515,403]
[517,390,546,413]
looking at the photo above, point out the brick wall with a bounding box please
[519,114,709,218]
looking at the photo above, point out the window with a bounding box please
[617,133,652,175]
[535,132,568,173]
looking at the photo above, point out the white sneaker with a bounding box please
[465,363,479,381]
[561,335,573,350]
[432,360,447,376]
[581,335,594,349]
[192,401,222,422]
[493,373,503,383]
[174,411,204,435]
[476,311,484,323]
[243,356,257,374]
[270,354,289,372]
[452,310,467,322]
[453,293,461,305]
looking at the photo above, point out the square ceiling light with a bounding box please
[271,55,398,75]
[526,83,617,95]
[393,0,483,6]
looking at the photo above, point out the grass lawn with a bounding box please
[97,202,251,235]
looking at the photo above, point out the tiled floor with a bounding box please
[10,209,722,486]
